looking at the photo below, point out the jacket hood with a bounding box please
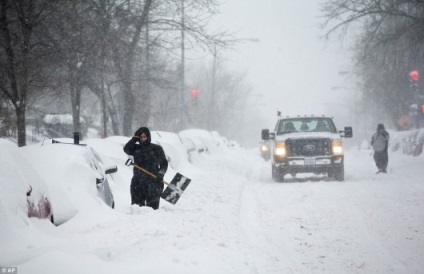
[136,127,151,143]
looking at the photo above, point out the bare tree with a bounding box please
[107,0,152,136]
[0,0,64,146]
[81,0,123,136]
[322,0,424,127]
[1,0,230,143]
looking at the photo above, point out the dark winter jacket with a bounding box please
[123,127,168,179]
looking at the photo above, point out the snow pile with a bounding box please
[389,128,424,156]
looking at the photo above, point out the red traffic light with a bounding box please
[191,89,199,98]
[409,71,419,81]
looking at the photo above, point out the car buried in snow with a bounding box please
[261,115,352,182]
[0,139,54,224]
[21,138,117,225]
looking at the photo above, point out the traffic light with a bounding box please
[191,89,199,98]
[409,71,419,81]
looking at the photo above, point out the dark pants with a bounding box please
[130,176,164,210]
[374,150,388,171]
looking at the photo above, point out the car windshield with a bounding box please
[276,117,337,135]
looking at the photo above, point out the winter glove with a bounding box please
[134,128,142,137]
[156,173,164,183]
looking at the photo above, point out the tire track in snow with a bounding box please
[237,156,298,273]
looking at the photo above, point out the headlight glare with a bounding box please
[261,144,269,152]
[332,140,343,155]
[275,142,286,156]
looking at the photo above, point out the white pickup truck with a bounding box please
[261,115,352,182]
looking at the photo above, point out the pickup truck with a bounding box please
[262,115,352,182]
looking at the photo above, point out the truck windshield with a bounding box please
[276,118,337,135]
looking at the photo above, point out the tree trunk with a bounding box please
[119,0,152,136]
[70,75,82,134]
[16,105,26,147]
[106,84,120,135]
[122,80,135,136]
[0,0,29,147]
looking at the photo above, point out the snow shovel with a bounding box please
[125,159,191,204]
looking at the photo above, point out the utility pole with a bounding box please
[208,44,217,130]
[145,12,150,118]
[180,0,185,129]
[100,6,107,138]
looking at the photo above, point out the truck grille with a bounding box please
[286,138,331,157]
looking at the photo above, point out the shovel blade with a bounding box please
[161,173,191,204]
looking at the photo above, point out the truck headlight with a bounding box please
[332,140,343,155]
[274,142,286,156]
[261,144,269,152]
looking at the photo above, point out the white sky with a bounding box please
[210,0,356,129]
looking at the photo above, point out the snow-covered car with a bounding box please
[179,129,239,152]
[106,132,191,169]
[21,139,116,225]
[0,139,54,223]
[179,129,217,152]
[151,131,191,165]
[262,115,352,182]
[180,136,196,161]
[188,135,208,154]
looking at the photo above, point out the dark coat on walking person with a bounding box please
[123,127,168,209]
[371,124,389,173]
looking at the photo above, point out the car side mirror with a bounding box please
[262,129,270,140]
[105,165,118,174]
[342,127,353,138]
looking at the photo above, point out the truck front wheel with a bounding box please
[334,165,344,181]
[272,164,285,182]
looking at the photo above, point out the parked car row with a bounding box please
[151,129,239,166]
[1,128,237,226]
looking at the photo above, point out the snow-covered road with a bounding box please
[2,145,424,274]
[240,149,424,273]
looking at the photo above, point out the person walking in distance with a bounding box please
[124,127,168,210]
[371,124,390,173]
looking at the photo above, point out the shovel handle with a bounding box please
[132,163,170,186]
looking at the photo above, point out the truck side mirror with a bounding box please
[344,127,353,138]
[261,129,270,140]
